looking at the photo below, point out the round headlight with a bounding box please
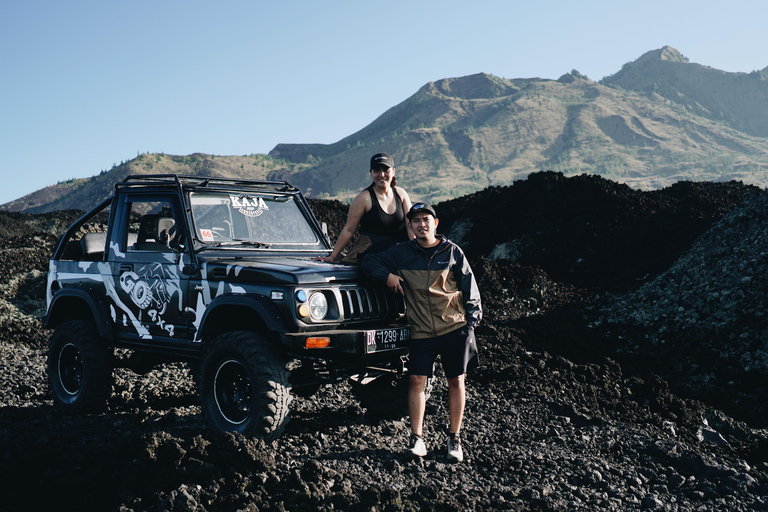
[308,292,328,321]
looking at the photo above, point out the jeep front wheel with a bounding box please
[199,332,292,440]
[47,320,112,410]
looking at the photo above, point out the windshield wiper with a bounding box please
[196,239,271,252]
[231,239,271,247]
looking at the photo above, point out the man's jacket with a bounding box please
[362,235,482,339]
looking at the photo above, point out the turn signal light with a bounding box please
[305,337,331,349]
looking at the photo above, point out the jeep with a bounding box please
[45,174,415,439]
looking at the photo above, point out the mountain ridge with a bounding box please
[602,46,768,137]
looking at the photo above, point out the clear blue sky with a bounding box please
[2,0,767,206]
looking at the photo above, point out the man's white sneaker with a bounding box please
[408,434,427,457]
[447,435,463,462]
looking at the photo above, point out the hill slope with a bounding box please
[3,153,310,214]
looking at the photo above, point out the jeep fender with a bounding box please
[196,295,287,346]
[45,289,114,341]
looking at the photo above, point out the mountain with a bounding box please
[4,46,768,212]
[273,47,768,201]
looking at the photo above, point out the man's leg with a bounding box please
[447,373,466,435]
[446,373,466,462]
[407,374,429,457]
[408,374,429,435]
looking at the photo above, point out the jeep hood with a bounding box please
[196,255,369,285]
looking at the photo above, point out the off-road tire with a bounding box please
[352,371,434,419]
[199,331,292,440]
[47,320,113,411]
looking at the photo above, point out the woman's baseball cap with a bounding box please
[370,153,395,170]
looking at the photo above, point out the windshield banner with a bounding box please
[230,195,269,217]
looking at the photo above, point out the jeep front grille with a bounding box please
[339,287,404,320]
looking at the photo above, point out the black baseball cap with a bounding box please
[407,202,437,220]
[370,153,395,170]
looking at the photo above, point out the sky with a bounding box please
[2,0,767,206]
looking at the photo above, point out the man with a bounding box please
[362,202,482,462]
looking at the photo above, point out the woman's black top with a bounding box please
[359,183,408,242]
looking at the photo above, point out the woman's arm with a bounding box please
[397,186,416,240]
[316,190,371,262]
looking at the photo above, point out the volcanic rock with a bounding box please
[1,172,767,511]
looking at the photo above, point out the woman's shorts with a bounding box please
[407,326,479,378]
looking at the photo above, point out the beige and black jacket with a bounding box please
[362,235,482,339]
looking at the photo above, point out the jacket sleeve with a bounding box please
[361,245,400,283]
[455,247,482,328]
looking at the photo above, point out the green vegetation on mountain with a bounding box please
[5,46,768,212]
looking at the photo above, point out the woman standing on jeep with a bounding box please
[316,153,414,264]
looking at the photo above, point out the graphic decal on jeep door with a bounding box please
[230,195,269,217]
[119,261,182,337]
[190,262,247,342]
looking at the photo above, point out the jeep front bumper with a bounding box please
[281,324,410,358]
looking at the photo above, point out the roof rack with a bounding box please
[116,174,297,194]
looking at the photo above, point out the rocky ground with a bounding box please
[2,171,768,511]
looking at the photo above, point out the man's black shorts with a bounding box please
[407,326,479,378]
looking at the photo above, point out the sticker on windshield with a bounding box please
[230,195,269,217]
[199,229,215,241]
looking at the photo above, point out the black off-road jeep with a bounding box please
[45,174,414,439]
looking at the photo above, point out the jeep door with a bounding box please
[107,193,192,343]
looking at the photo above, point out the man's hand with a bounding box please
[387,273,405,295]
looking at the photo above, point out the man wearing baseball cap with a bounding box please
[362,202,482,462]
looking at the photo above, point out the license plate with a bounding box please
[365,327,409,353]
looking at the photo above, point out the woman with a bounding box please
[317,153,413,264]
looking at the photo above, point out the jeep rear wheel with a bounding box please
[199,332,292,440]
[47,320,112,411]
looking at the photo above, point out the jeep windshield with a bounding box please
[190,191,322,251]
